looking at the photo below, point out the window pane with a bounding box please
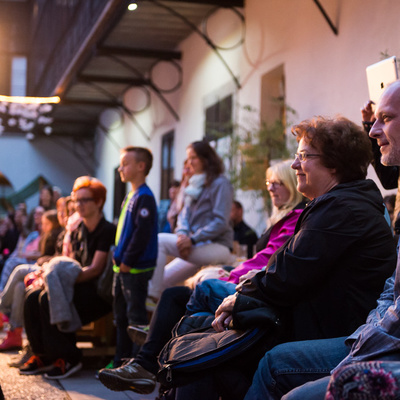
[11,56,27,96]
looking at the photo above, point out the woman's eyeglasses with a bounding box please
[294,152,322,162]
[266,180,284,188]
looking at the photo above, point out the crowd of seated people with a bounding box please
[97,116,396,400]
[0,200,66,352]
[98,158,305,393]
[2,88,400,400]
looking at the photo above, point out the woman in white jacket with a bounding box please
[148,141,234,300]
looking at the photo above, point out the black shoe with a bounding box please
[98,359,156,394]
[44,358,82,379]
[19,355,53,375]
[95,360,114,380]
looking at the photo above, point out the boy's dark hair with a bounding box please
[122,146,153,176]
[233,200,243,210]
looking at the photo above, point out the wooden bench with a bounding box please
[76,312,116,357]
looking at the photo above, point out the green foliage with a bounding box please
[224,103,296,205]
[206,101,297,211]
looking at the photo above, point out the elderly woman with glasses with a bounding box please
[172,116,397,400]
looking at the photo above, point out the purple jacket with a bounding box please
[222,209,303,284]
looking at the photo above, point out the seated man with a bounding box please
[231,200,258,259]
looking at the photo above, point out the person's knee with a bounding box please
[158,233,175,250]
[14,281,25,297]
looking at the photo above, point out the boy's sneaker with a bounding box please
[19,355,53,375]
[98,359,156,394]
[44,358,82,380]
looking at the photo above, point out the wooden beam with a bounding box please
[59,98,120,107]
[163,0,244,7]
[78,74,150,86]
[97,46,181,60]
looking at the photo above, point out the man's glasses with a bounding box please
[294,152,322,162]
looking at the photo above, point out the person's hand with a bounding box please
[361,100,376,122]
[119,262,131,273]
[176,234,192,259]
[238,269,260,284]
[212,293,237,332]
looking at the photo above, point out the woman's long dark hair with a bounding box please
[188,141,224,186]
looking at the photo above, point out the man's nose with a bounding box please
[369,120,381,139]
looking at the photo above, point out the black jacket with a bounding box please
[234,179,397,342]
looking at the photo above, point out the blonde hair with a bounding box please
[266,159,304,226]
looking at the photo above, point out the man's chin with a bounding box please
[381,155,399,167]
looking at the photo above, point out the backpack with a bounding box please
[157,308,281,388]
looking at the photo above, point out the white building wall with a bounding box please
[0,135,92,211]
[95,0,400,228]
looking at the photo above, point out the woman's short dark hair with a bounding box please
[292,116,373,183]
[188,141,224,185]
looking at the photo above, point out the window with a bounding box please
[160,130,174,200]
[260,64,285,127]
[205,94,233,142]
[11,56,27,96]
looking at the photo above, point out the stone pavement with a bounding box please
[0,332,159,400]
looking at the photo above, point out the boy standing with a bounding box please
[112,147,158,367]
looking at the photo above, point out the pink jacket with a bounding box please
[222,209,303,284]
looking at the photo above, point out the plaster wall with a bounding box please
[0,135,91,211]
[95,0,400,226]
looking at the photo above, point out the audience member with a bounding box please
[19,176,115,379]
[158,180,180,233]
[250,79,400,400]
[52,186,62,203]
[172,116,396,400]
[0,209,62,351]
[384,193,396,225]
[148,141,234,300]
[0,206,44,291]
[230,200,258,259]
[3,197,76,367]
[26,185,55,232]
[0,214,18,270]
[166,159,193,235]
[111,147,158,368]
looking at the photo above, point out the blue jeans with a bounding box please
[186,279,236,315]
[244,337,350,400]
[113,270,153,364]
